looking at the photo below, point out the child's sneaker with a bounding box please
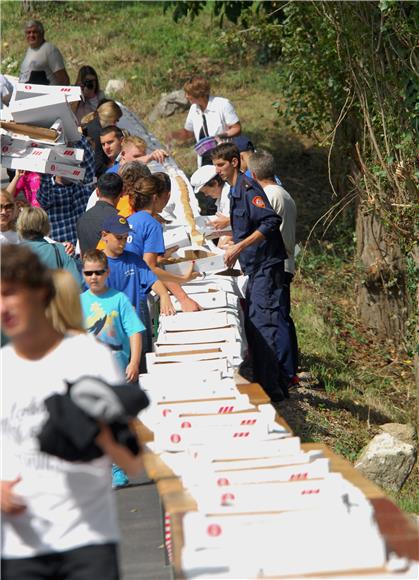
[112,464,129,489]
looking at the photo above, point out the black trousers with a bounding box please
[1,543,119,580]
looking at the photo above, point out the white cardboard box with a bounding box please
[159,310,237,333]
[163,226,190,249]
[173,291,238,311]
[0,134,84,164]
[156,327,240,345]
[186,458,330,488]
[2,154,86,180]
[195,215,232,238]
[9,93,80,143]
[154,342,242,359]
[164,252,226,276]
[12,83,82,103]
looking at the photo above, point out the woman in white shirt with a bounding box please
[168,76,241,165]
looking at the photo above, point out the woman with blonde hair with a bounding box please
[46,269,85,335]
[0,189,19,245]
[17,206,82,285]
[168,75,241,166]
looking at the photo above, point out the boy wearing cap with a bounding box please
[100,214,175,369]
[190,165,231,234]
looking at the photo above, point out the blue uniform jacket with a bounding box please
[230,173,287,275]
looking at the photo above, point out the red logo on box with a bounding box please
[170,434,181,444]
[217,478,230,486]
[207,524,222,537]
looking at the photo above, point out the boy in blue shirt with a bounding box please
[81,248,144,489]
[100,214,175,368]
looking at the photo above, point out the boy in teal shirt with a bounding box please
[81,249,144,384]
[81,248,144,488]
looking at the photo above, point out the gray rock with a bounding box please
[148,90,189,123]
[355,426,417,492]
[105,79,126,94]
[379,423,416,445]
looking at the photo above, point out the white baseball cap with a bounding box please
[190,165,218,193]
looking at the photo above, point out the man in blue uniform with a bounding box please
[211,142,290,401]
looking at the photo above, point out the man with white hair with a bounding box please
[248,150,299,382]
[19,19,69,85]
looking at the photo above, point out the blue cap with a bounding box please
[232,135,255,153]
[102,214,131,234]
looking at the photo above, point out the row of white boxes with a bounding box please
[139,275,389,578]
[1,82,87,180]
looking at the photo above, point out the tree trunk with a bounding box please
[356,206,409,342]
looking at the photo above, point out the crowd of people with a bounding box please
[1,18,299,580]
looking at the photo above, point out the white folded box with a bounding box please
[163,226,190,249]
[192,436,301,462]
[165,404,276,430]
[145,357,231,381]
[154,421,287,453]
[144,379,237,403]
[147,350,233,366]
[182,274,246,297]
[195,215,232,238]
[192,472,352,513]
[9,93,80,143]
[159,310,238,332]
[140,369,222,391]
[213,449,324,471]
[164,252,226,276]
[12,83,82,104]
[181,495,386,577]
[0,135,84,164]
[152,394,253,418]
[153,342,242,360]
[2,155,86,181]
[172,290,238,312]
[156,327,240,345]
[186,457,330,488]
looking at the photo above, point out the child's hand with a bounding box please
[160,295,176,316]
[182,262,201,282]
[125,361,139,383]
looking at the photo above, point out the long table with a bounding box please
[136,384,418,577]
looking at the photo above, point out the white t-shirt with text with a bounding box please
[1,333,123,558]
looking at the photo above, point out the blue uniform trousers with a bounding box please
[244,264,295,400]
[283,272,299,376]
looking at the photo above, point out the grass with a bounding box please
[1,0,417,512]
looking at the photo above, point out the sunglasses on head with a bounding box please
[83,269,107,277]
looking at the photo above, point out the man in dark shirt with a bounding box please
[76,173,123,256]
[211,142,290,402]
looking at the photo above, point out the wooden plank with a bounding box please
[0,120,59,141]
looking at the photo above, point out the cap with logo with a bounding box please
[102,214,131,234]
[190,165,218,193]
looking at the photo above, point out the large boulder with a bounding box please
[355,423,417,492]
[148,90,189,123]
[105,79,126,94]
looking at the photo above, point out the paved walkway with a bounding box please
[116,471,171,580]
